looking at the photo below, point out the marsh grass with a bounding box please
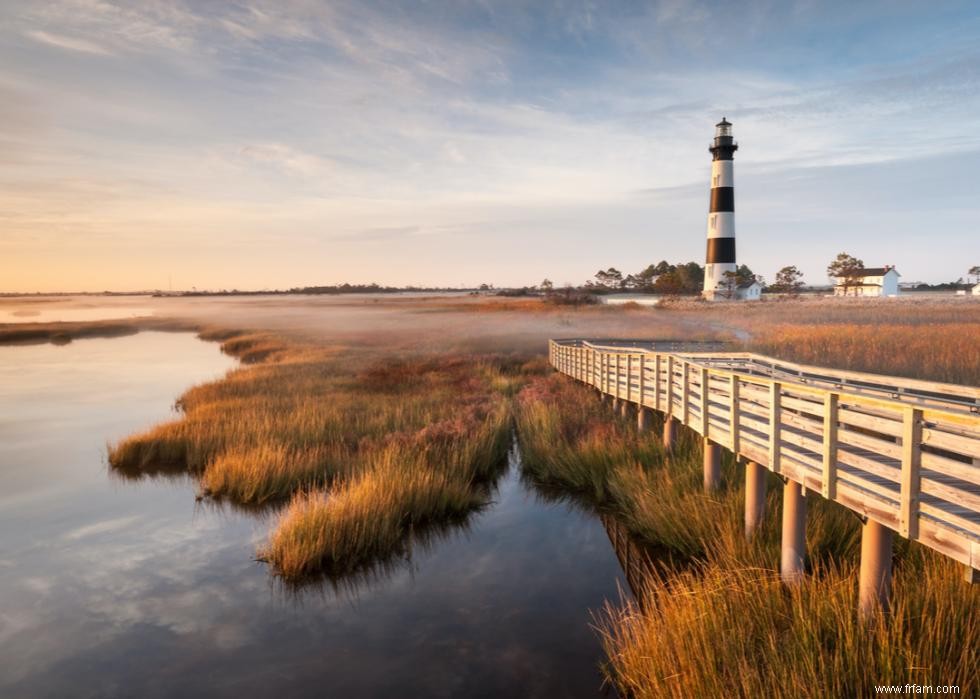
[597,553,978,698]
[516,372,978,697]
[749,323,980,384]
[109,328,530,579]
[260,406,511,579]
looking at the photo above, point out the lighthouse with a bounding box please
[702,117,738,300]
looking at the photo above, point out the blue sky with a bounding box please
[1,0,979,291]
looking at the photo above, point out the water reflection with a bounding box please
[0,332,630,698]
[520,471,657,607]
[599,514,657,606]
[0,301,155,324]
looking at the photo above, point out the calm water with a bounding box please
[0,301,156,324]
[0,332,627,698]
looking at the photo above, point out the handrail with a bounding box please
[561,339,980,414]
[549,339,980,573]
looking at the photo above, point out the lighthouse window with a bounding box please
[713,175,719,186]
[710,216,717,230]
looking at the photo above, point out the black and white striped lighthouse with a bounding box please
[703,117,738,300]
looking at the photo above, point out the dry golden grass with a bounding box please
[261,404,510,578]
[598,553,978,698]
[749,322,980,384]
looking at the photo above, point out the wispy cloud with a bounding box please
[25,29,111,55]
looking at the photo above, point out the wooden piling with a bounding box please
[858,518,894,617]
[780,480,807,584]
[744,460,767,539]
[662,417,677,453]
[703,438,721,492]
[637,407,651,432]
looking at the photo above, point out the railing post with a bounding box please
[599,352,608,395]
[638,355,645,408]
[859,518,894,617]
[745,460,767,539]
[615,353,622,400]
[781,479,807,584]
[627,354,633,404]
[900,407,923,538]
[730,375,740,455]
[663,355,676,452]
[681,361,690,427]
[653,355,661,412]
[821,393,839,500]
[769,381,782,475]
[701,366,710,439]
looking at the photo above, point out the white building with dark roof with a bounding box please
[735,280,763,300]
[833,266,900,297]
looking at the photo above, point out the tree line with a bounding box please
[533,256,979,301]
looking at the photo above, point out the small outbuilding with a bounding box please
[972,283,980,296]
[735,280,763,301]
[834,266,900,297]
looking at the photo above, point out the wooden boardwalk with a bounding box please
[549,339,980,600]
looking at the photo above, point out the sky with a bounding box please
[1,0,979,292]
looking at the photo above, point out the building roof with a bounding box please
[846,267,899,278]
[737,281,761,289]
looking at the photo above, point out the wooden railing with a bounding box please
[549,339,980,576]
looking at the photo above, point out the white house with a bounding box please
[735,280,763,301]
[834,266,900,297]
[972,283,980,296]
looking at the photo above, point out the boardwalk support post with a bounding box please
[703,438,721,492]
[663,417,677,453]
[859,518,894,617]
[620,400,630,419]
[637,407,651,432]
[744,460,767,539]
[780,480,807,584]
